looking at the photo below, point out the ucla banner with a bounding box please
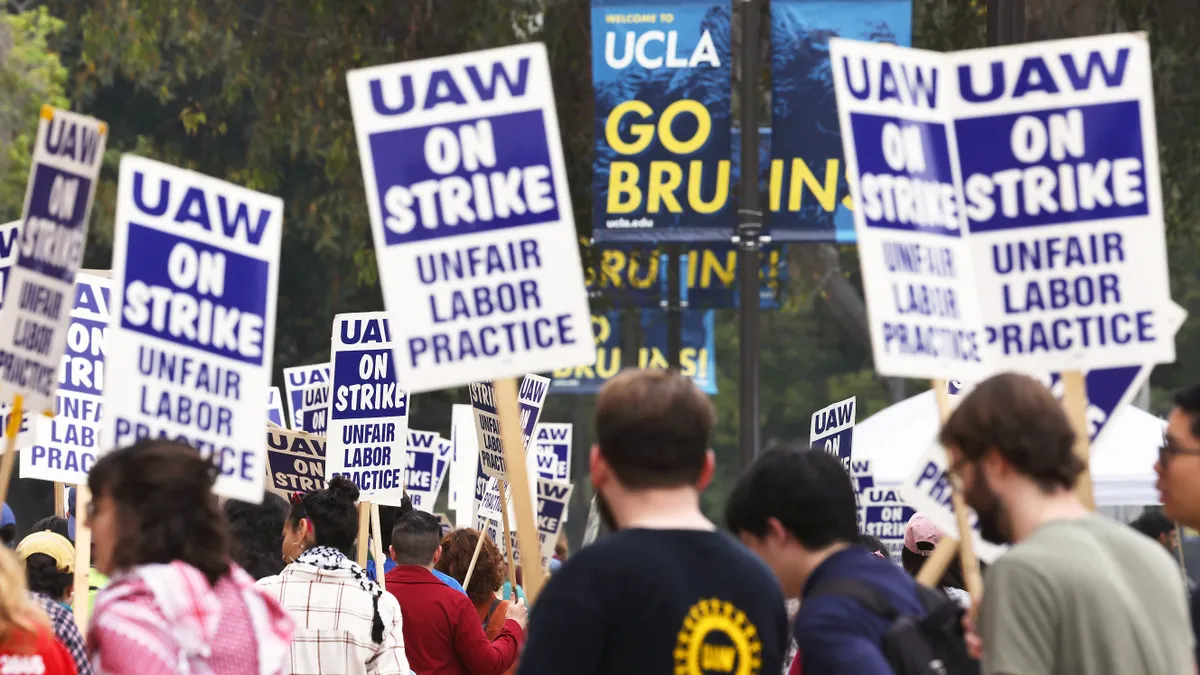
[587,243,786,309]
[769,0,911,243]
[551,310,716,394]
[591,0,733,242]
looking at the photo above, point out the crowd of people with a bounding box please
[0,368,1192,674]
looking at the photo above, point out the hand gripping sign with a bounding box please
[101,155,283,504]
[346,44,595,393]
[325,313,411,502]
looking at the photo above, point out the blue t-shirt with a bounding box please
[794,546,926,674]
[367,557,466,595]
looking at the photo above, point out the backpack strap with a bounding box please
[806,579,902,622]
[481,598,503,630]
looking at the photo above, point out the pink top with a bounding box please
[89,562,292,675]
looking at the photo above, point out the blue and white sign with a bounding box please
[852,459,913,560]
[21,273,109,485]
[299,382,329,435]
[346,44,595,393]
[532,423,571,482]
[0,222,21,307]
[267,386,285,427]
[266,426,327,494]
[404,429,448,511]
[956,35,1173,373]
[283,363,330,430]
[325,313,410,501]
[471,374,550,527]
[830,41,992,381]
[899,441,1007,564]
[0,108,107,414]
[102,155,283,503]
[810,396,856,471]
[535,478,573,566]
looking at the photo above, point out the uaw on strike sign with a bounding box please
[832,33,1179,379]
[347,44,595,393]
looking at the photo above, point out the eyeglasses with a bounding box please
[1159,434,1200,466]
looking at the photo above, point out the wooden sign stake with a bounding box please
[72,484,92,631]
[497,480,518,591]
[1060,370,1095,510]
[0,395,24,506]
[493,378,544,602]
[356,502,370,568]
[370,503,386,576]
[462,527,487,590]
[54,482,65,517]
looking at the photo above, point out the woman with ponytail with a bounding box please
[85,440,294,675]
[258,476,409,675]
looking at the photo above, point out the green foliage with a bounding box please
[0,7,69,222]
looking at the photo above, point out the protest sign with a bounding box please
[830,40,992,382]
[299,382,330,435]
[0,109,107,417]
[325,313,410,501]
[266,426,327,494]
[436,513,453,537]
[898,441,1007,564]
[532,423,571,482]
[404,429,441,511]
[810,396,855,472]
[283,363,330,430]
[267,386,285,427]
[535,478,572,564]
[346,44,594,393]
[0,222,20,306]
[471,376,550,517]
[102,155,282,504]
[953,34,1174,374]
[589,0,733,243]
[851,459,913,559]
[450,403,479,527]
[769,0,911,243]
[21,273,109,485]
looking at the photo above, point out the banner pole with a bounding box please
[1060,371,1095,510]
[498,481,518,591]
[54,482,65,517]
[356,502,370,568]
[736,0,764,468]
[493,378,544,602]
[370,503,386,578]
[462,528,487,590]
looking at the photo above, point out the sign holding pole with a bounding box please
[101,155,283,504]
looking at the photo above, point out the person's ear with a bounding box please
[765,517,791,547]
[433,545,442,566]
[389,545,396,560]
[696,450,716,491]
[589,445,610,490]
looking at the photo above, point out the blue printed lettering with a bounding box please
[958,48,1130,104]
[130,171,273,245]
[45,118,100,166]
[842,56,938,108]
[369,57,531,116]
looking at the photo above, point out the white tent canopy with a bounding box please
[854,390,1166,506]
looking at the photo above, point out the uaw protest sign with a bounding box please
[834,34,1177,376]
[102,155,283,503]
[0,109,107,414]
[325,313,410,501]
[22,273,110,485]
[347,43,594,393]
[283,363,329,430]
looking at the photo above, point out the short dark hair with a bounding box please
[224,493,287,580]
[30,516,70,541]
[939,373,1083,491]
[725,445,858,549]
[391,511,442,566]
[87,440,230,585]
[857,533,887,557]
[24,552,71,600]
[1173,384,1200,439]
[595,369,715,488]
[1131,510,1175,541]
[286,476,360,557]
[375,495,414,553]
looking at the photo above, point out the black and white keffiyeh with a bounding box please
[296,546,385,643]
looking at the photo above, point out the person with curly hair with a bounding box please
[436,528,524,675]
[86,440,294,675]
[15,531,90,675]
[258,476,409,675]
[224,493,288,580]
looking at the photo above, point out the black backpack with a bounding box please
[808,579,980,675]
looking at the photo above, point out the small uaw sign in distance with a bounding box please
[346,43,595,393]
[830,42,993,382]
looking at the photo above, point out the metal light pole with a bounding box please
[736,0,763,465]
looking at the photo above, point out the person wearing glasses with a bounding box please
[1157,382,1200,668]
[943,373,1193,675]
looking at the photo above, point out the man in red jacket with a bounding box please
[385,511,526,675]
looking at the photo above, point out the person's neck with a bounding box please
[795,541,852,593]
[610,486,714,531]
[1005,483,1090,542]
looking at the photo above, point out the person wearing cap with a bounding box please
[16,531,92,675]
[899,512,970,608]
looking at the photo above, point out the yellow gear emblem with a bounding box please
[673,598,764,675]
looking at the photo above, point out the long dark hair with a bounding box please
[286,476,359,558]
[224,493,287,580]
[87,440,230,585]
[24,553,70,600]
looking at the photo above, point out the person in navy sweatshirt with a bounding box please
[726,445,927,674]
